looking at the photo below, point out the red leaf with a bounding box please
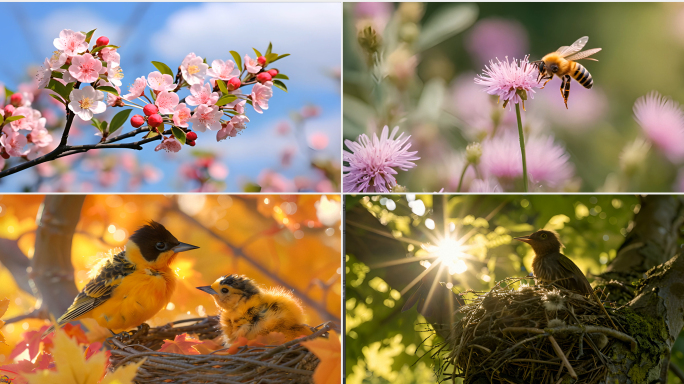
[158,334,201,355]
[8,325,53,361]
[62,324,89,345]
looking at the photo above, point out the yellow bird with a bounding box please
[197,275,312,345]
[45,221,199,335]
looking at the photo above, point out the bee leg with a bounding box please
[559,76,566,99]
[541,75,553,89]
[562,75,571,109]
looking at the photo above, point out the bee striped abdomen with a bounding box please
[570,62,593,89]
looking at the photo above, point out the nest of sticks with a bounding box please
[106,316,333,384]
[440,278,637,384]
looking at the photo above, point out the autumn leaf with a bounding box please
[0,298,9,344]
[191,339,224,355]
[249,332,287,347]
[158,333,201,355]
[9,325,54,361]
[0,353,54,384]
[85,342,110,362]
[22,328,143,384]
[226,336,250,355]
[300,331,341,384]
[62,323,89,345]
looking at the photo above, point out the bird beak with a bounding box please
[196,286,218,295]
[172,242,200,253]
[514,235,532,243]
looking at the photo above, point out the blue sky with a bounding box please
[0,2,341,192]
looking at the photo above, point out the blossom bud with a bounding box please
[257,56,267,66]
[143,104,159,116]
[131,114,145,128]
[466,143,482,165]
[4,105,15,116]
[10,93,22,107]
[186,139,196,147]
[95,36,109,46]
[227,77,241,91]
[186,131,198,141]
[147,114,163,128]
[256,72,272,84]
[267,69,279,77]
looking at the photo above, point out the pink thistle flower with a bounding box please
[1,127,29,157]
[155,91,180,114]
[343,125,419,192]
[105,62,124,87]
[207,59,239,81]
[53,29,87,57]
[188,104,222,132]
[123,76,147,101]
[633,91,684,163]
[465,18,529,67]
[181,53,208,85]
[474,55,540,110]
[68,53,104,83]
[251,81,273,114]
[68,85,106,121]
[100,47,120,64]
[147,71,175,92]
[173,103,192,127]
[154,136,182,153]
[216,122,237,141]
[244,54,262,74]
[186,83,219,106]
[469,179,501,193]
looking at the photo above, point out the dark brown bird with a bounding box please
[515,229,617,329]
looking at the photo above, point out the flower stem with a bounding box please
[515,103,528,192]
[457,163,470,192]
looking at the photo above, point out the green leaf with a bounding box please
[243,182,262,193]
[49,94,66,105]
[4,86,14,97]
[109,109,132,134]
[83,29,97,44]
[216,79,229,94]
[100,121,108,134]
[4,115,24,123]
[97,86,119,96]
[252,48,263,58]
[64,83,74,101]
[416,4,478,51]
[265,42,273,56]
[273,80,288,93]
[265,53,278,63]
[48,79,70,100]
[151,61,174,77]
[215,94,238,107]
[149,88,157,102]
[269,53,290,64]
[230,51,242,70]
[246,99,253,106]
[0,114,4,126]
[172,126,187,145]
[274,74,289,80]
[90,117,102,130]
[52,71,63,79]
[90,44,119,55]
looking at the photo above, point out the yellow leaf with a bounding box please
[300,331,341,384]
[0,298,9,344]
[22,327,142,384]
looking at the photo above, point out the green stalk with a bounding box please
[457,163,470,192]
[515,103,528,192]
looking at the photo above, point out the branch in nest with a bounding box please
[503,325,637,351]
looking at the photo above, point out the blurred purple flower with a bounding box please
[537,77,608,130]
[469,178,501,193]
[466,18,530,67]
[633,91,684,163]
[354,2,393,33]
[481,132,574,189]
[475,56,540,109]
[343,126,419,192]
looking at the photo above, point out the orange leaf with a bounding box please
[9,325,53,361]
[249,332,287,346]
[62,324,89,345]
[226,337,250,355]
[300,331,341,384]
[191,339,224,355]
[0,298,9,344]
[0,352,54,384]
[158,334,201,355]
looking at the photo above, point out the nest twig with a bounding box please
[107,317,333,384]
[435,277,636,384]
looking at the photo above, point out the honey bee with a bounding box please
[533,36,602,109]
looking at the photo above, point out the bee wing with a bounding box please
[556,36,589,57]
[564,48,602,61]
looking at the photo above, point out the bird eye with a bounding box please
[221,288,229,294]
[155,242,166,250]
[540,233,548,239]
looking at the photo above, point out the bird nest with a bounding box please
[437,278,637,384]
[106,316,333,384]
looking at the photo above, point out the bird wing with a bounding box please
[56,251,136,324]
[565,48,602,61]
[557,254,594,295]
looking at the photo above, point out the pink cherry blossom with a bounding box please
[186,83,219,106]
[10,107,42,132]
[207,59,239,80]
[53,29,87,57]
[301,105,321,118]
[233,100,246,114]
[230,114,249,131]
[251,81,273,114]
[188,104,222,132]
[69,53,104,83]
[68,85,106,121]
[155,136,182,153]
[244,54,262,74]
[276,121,291,135]
[100,47,120,64]
[123,76,146,101]
[36,58,53,88]
[147,71,175,92]
[155,91,180,114]
[101,82,122,107]
[48,50,67,69]
[217,123,237,141]
[181,53,208,85]
[308,132,329,150]
[28,124,53,148]
[173,103,192,127]
[106,62,124,87]
[1,128,29,157]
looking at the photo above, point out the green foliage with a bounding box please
[151,61,174,77]
[215,94,237,107]
[230,51,242,71]
[83,29,96,44]
[273,80,288,93]
[97,86,119,96]
[171,126,186,145]
[416,4,478,51]
[108,109,132,135]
